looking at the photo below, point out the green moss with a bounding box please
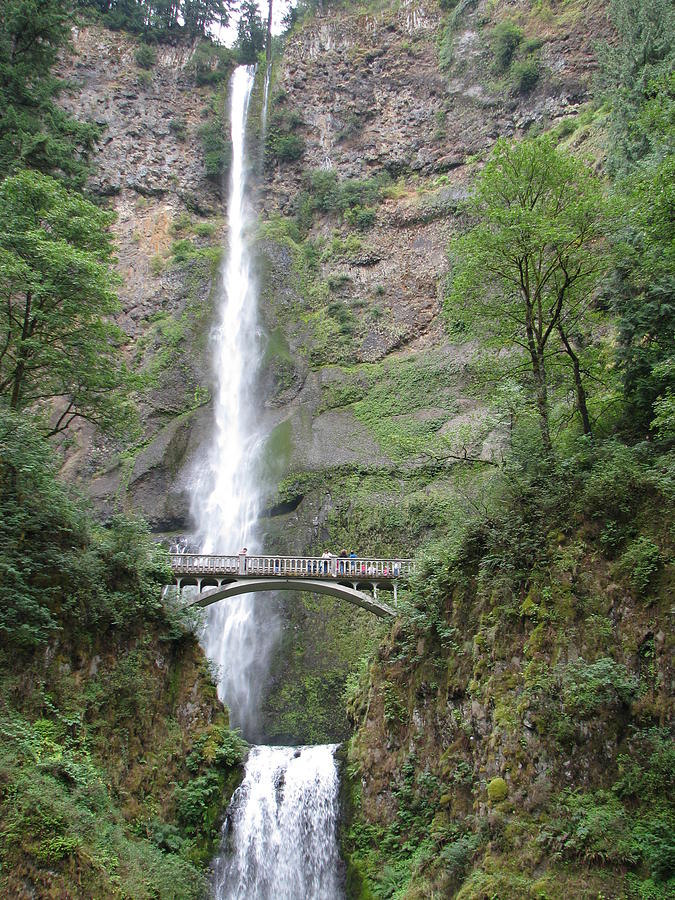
[262,418,294,483]
[487,776,508,802]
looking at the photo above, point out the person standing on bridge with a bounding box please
[338,549,348,574]
[321,549,331,575]
[239,547,248,574]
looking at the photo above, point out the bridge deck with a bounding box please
[170,553,412,583]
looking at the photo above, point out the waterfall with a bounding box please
[190,64,345,899]
[190,64,277,738]
[212,746,343,900]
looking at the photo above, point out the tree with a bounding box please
[0,170,140,436]
[182,0,230,37]
[235,0,265,64]
[0,0,100,185]
[596,0,675,437]
[447,137,610,453]
[612,148,675,436]
[81,0,232,40]
[595,0,674,174]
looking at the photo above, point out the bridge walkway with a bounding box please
[169,553,413,618]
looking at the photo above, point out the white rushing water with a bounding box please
[212,745,343,900]
[191,65,344,900]
[190,65,277,739]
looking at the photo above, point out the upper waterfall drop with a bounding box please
[190,64,277,738]
[193,64,259,556]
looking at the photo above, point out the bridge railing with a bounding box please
[170,553,413,580]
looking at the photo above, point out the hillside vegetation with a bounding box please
[0,3,245,896]
[0,0,673,897]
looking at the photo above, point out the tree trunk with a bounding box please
[525,302,553,455]
[557,322,592,437]
[534,353,553,455]
[10,291,32,410]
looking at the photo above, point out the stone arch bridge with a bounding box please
[169,553,413,618]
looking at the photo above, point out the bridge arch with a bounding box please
[185,578,396,618]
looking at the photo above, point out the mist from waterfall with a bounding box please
[190,65,277,740]
[212,745,343,900]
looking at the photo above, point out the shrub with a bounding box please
[265,107,305,165]
[198,120,231,181]
[267,132,304,163]
[492,21,523,72]
[511,55,540,93]
[172,773,222,833]
[487,777,508,802]
[169,117,187,140]
[618,536,662,595]
[344,205,377,230]
[561,657,642,717]
[170,239,196,262]
[188,41,235,85]
[134,43,157,70]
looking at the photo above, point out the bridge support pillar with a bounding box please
[394,583,397,605]
[372,582,377,600]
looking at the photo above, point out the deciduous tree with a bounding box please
[0,171,140,436]
[446,137,610,453]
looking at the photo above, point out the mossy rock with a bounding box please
[487,776,508,803]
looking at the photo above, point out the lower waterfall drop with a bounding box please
[212,745,343,900]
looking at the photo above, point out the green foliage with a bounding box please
[616,535,662,595]
[487,777,508,802]
[0,713,207,897]
[187,38,235,85]
[0,170,141,436]
[234,0,266,64]
[0,0,100,185]
[344,205,377,230]
[560,658,642,717]
[491,21,523,72]
[596,0,675,174]
[173,772,222,833]
[447,136,610,452]
[510,55,540,93]
[611,152,675,436]
[0,407,171,648]
[438,0,477,72]
[134,41,156,69]
[268,131,304,162]
[297,166,388,230]
[540,779,675,886]
[82,0,231,41]
[199,116,231,181]
[169,115,187,139]
[265,103,305,164]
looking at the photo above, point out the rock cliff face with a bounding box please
[63,0,610,538]
[254,0,609,543]
[59,1,613,743]
[59,25,226,530]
